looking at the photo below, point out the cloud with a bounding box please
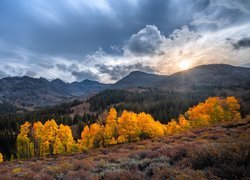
[25,71,36,77]
[96,63,155,81]
[0,70,8,79]
[232,38,250,49]
[0,0,249,83]
[124,25,165,55]
[71,70,99,82]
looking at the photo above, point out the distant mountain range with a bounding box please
[0,64,250,109]
[0,76,109,109]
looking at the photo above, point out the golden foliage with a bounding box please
[0,152,3,162]
[118,110,140,143]
[104,108,118,145]
[17,120,76,159]
[137,112,164,139]
[16,96,241,158]
[185,96,241,127]
[78,123,105,150]
[17,121,33,159]
[58,124,75,153]
[71,96,241,151]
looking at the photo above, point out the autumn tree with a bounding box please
[17,119,77,158]
[17,121,33,159]
[117,110,140,143]
[32,121,44,158]
[0,152,3,162]
[178,115,190,129]
[137,112,164,139]
[104,108,118,145]
[58,124,75,153]
[165,120,181,135]
[89,123,104,148]
[42,119,59,156]
[224,96,241,121]
[78,123,104,150]
[185,96,241,127]
[78,125,91,151]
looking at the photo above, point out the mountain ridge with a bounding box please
[0,64,249,109]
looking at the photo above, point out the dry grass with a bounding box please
[0,119,249,179]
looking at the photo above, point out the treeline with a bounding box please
[8,96,240,161]
[88,89,218,123]
[88,89,250,123]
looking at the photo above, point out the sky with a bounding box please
[0,0,250,83]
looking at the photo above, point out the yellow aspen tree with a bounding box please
[186,103,210,127]
[165,120,181,135]
[42,119,58,156]
[185,96,241,127]
[89,123,104,148]
[137,112,164,139]
[225,96,241,121]
[118,111,140,143]
[58,124,75,153]
[154,121,166,137]
[104,108,118,145]
[78,125,91,151]
[204,97,224,123]
[0,152,3,162]
[17,121,33,159]
[178,115,190,129]
[33,121,44,157]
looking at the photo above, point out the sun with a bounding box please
[178,60,190,70]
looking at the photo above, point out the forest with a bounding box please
[0,96,241,161]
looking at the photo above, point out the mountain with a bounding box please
[113,71,166,88]
[0,64,250,109]
[157,64,250,91]
[0,77,108,109]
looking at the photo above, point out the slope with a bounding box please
[0,118,249,179]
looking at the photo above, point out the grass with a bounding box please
[0,118,249,179]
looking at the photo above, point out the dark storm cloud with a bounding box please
[37,62,54,69]
[71,70,99,82]
[96,63,155,81]
[191,0,250,31]
[56,64,68,72]
[25,71,36,77]
[0,0,210,58]
[232,38,250,49]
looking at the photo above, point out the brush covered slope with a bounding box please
[0,117,249,179]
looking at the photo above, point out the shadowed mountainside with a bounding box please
[157,64,250,91]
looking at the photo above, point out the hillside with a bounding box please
[157,64,250,91]
[0,118,249,179]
